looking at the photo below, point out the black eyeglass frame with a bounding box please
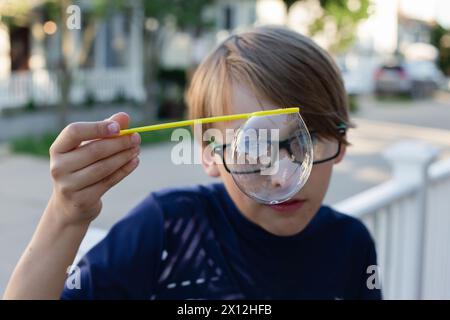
[211,124,347,174]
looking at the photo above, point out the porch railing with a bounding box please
[0,68,144,110]
[335,140,450,299]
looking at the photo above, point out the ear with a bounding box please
[333,143,346,164]
[200,143,221,177]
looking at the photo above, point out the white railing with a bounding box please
[0,67,144,110]
[335,140,450,299]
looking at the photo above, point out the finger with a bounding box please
[79,112,131,148]
[76,157,140,202]
[107,112,130,130]
[59,133,141,172]
[51,120,121,154]
[69,146,140,191]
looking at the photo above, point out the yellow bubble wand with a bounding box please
[119,107,300,136]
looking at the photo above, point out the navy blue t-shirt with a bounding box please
[61,183,381,300]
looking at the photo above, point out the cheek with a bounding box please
[216,163,237,191]
[303,163,333,199]
[217,164,261,209]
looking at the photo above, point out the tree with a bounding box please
[283,0,371,53]
[431,23,450,75]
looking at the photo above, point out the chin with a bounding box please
[260,202,317,236]
[264,219,307,236]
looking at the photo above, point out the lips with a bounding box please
[267,199,306,213]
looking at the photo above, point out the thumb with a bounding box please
[106,112,130,130]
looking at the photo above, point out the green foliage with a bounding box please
[43,0,112,19]
[157,68,187,87]
[0,1,35,26]
[283,0,371,53]
[24,99,37,112]
[1,0,213,29]
[143,0,214,30]
[156,68,187,119]
[138,126,189,146]
[41,1,60,22]
[83,91,97,108]
[431,23,450,75]
[348,94,359,113]
[111,89,128,105]
[10,132,58,158]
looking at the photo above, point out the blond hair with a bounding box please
[186,26,353,145]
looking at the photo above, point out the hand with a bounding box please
[48,112,141,226]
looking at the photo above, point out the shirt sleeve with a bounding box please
[60,194,165,300]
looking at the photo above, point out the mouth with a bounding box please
[266,198,306,213]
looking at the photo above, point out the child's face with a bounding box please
[201,83,346,236]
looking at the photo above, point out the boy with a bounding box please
[4,26,381,300]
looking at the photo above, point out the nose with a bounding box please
[269,149,298,189]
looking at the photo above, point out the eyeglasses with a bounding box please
[212,125,346,174]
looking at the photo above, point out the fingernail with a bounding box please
[131,133,141,145]
[107,121,120,134]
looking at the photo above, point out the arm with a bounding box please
[3,200,90,299]
[60,194,165,300]
[3,113,141,299]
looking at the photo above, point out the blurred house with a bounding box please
[163,0,447,96]
[161,0,286,70]
[337,0,445,95]
[1,0,446,110]
[0,0,272,110]
[0,1,145,110]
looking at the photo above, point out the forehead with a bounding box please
[205,83,304,143]
[218,82,276,130]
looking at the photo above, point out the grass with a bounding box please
[138,126,191,145]
[10,132,58,158]
[348,94,359,113]
[9,124,192,158]
[374,94,413,104]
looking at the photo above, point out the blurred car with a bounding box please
[338,59,365,96]
[445,77,450,92]
[374,60,445,98]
